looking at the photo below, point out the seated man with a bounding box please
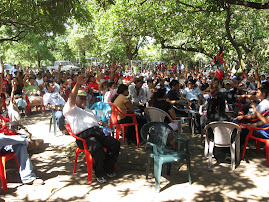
[43,80,66,134]
[166,79,188,117]
[182,79,204,134]
[0,134,43,185]
[63,75,120,183]
[128,78,147,108]
[236,84,269,123]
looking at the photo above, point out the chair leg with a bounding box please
[231,143,236,170]
[154,158,163,193]
[241,136,250,160]
[186,156,192,185]
[145,157,152,179]
[266,141,269,165]
[166,163,171,176]
[0,157,8,193]
[53,116,57,136]
[256,141,261,152]
[49,117,52,132]
[204,137,209,158]
[122,127,125,142]
[235,135,240,167]
[135,124,139,147]
[85,152,93,183]
[208,141,214,169]
[73,148,80,174]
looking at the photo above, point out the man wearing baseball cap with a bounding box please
[63,74,120,184]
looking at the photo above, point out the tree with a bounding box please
[0,0,90,43]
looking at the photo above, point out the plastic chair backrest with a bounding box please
[90,102,112,122]
[141,122,176,148]
[108,103,125,125]
[144,107,173,123]
[205,121,241,145]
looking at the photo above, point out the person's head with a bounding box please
[152,88,166,100]
[201,77,207,83]
[45,80,55,93]
[169,79,179,91]
[99,80,108,91]
[37,72,42,79]
[76,90,87,109]
[108,81,117,90]
[223,80,232,90]
[48,76,54,82]
[135,78,144,89]
[147,79,154,88]
[257,83,269,100]
[88,75,95,83]
[207,92,226,117]
[261,74,266,80]
[187,79,195,89]
[29,77,35,85]
[117,84,129,96]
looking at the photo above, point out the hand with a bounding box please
[98,121,104,126]
[250,103,256,109]
[255,63,259,71]
[76,74,85,86]
[237,115,244,121]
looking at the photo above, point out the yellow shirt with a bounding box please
[113,94,129,120]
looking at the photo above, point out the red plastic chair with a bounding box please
[108,103,140,147]
[66,123,93,183]
[0,115,20,193]
[1,93,7,111]
[0,153,20,193]
[240,124,269,165]
[0,115,17,136]
[25,94,45,116]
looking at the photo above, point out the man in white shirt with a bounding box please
[128,78,147,106]
[63,75,120,184]
[43,80,66,132]
[182,79,204,134]
[236,84,269,122]
[35,72,44,87]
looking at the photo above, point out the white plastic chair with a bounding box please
[144,107,182,136]
[204,121,241,170]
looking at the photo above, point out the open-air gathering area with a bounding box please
[1,0,269,201]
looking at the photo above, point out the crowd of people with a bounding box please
[1,61,269,186]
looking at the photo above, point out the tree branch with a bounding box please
[0,31,26,43]
[221,0,269,9]
[160,39,213,58]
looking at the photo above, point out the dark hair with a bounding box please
[147,79,153,84]
[117,84,128,94]
[188,79,195,85]
[169,79,179,88]
[259,83,269,96]
[108,81,116,89]
[111,84,128,103]
[44,80,54,89]
[152,88,166,99]
[207,92,226,118]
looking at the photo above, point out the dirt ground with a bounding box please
[1,111,269,202]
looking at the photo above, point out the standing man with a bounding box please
[63,74,120,183]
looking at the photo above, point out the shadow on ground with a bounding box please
[1,115,269,201]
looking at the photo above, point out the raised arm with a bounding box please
[254,64,261,88]
[69,74,85,108]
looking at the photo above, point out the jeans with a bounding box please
[0,134,36,183]
[55,110,66,131]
